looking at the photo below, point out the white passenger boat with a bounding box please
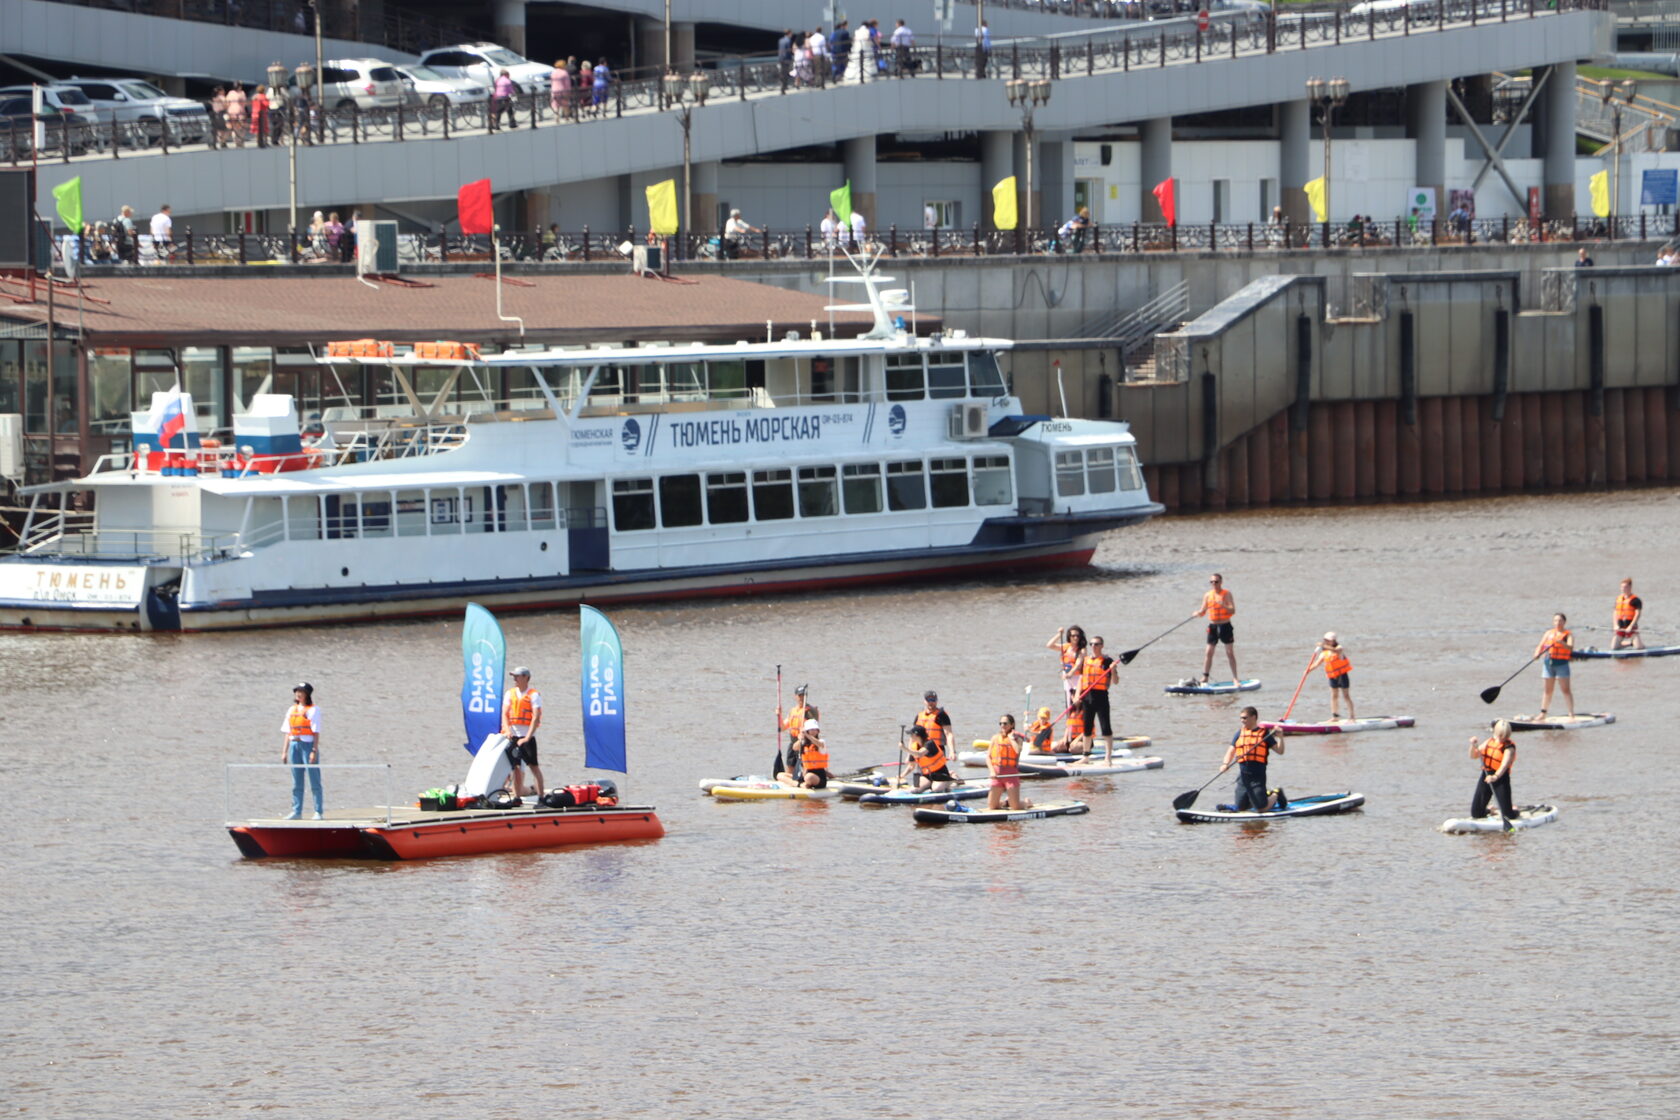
[0,262,1163,632]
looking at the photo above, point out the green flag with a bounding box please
[830,180,852,224]
[52,176,82,232]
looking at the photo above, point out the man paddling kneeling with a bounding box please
[1219,706,1285,813]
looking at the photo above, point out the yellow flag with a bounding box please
[645,179,679,235]
[1303,176,1327,223]
[1588,169,1610,218]
[992,176,1018,231]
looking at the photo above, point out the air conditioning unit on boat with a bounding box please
[949,403,989,440]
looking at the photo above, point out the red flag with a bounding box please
[458,178,493,235]
[1152,177,1177,227]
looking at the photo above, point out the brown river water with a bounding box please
[3,488,1678,1118]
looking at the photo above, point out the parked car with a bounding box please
[389,64,488,111]
[417,43,551,97]
[300,59,407,111]
[61,77,211,145]
[0,85,100,153]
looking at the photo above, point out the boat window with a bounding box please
[659,475,704,528]
[324,495,357,539]
[885,354,924,401]
[1116,446,1145,491]
[361,494,394,537]
[797,466,839,518]
[1055,450,1086,497]
[706,472,749,524]
[842,463,883,514]
[1087,447,1117,495]
[492,485,525,532]
[973,455,1013,506]
[751,469,794,521]
[929,457,970,508]
[666,362,707,402]
[886,460,926,511]
[283,495,320,541]
[528,482,557,530]
[927,361,966,400]
[181,346,226,431]
[0,343,18,422]
[612,478,655,531]
[429,491,470,533]
[810,357,836,402]
[709,360,749,401]
[968,351,1007,398]
[394,490,428,536]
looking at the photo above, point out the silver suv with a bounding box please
[417,44,551,97]
[308,58,406,111]
[62,77,211,145]
[0,85,100,153]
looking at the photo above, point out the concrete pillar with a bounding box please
[1040,139,1074,230]
[692,160,719,234]
[843,135,877,229]
[980,130,1013,232]
[494,0,527,57]
[634,18,691,72]
[1537,62,1577,218]
[1012,131,1037,232]
[1408,79,1446,212]
[674,22,696,72]
[1140,116,1172,222]
[1279,98,1310,225]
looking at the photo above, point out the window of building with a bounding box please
[1087,447,1117,494]
[180,346,225,431]
[842,463,883,514]
[797,465,838,517]
[924,200,960,228]
[659,474,704,527]
[751,469,795,521]
[706,472,749,524]
[929,457,970,508]
[0,341,19,419]
[233,346,274,414]
[886,460,926,511]
[1056,450,1086,497]
[973,455,1012,505]
[612,478,655,531]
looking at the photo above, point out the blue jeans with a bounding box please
[288,738,322,816]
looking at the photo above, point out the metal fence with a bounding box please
[2,0,1609,168]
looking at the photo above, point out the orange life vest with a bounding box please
[784,703,811,737]
[1233,726,1271,765]
[915,743,948,775]
[505,687,537,728]
[286,703,316,740]
[1322,648,1352,679]
[1615,594,1638,625]
[801,740,829,771]
[1547,629,1572,661]
[989,734,1021,773]
[1066,709,1087,739]
[1204,588,1234,623]
[915,707,948,747]
[1479,738,1512,775]
[1081,655,1113,693]
[1060,641,1081,674]
[1029,718,1053,749]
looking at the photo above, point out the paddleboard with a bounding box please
[858,783,992,805]
[913,799,1090,825]
[1261,716,1416,735]
[1502,713,1615,732]
[956,737,1152,766]
[1164,679,1262,695]
[1019,756,1165,777]
[1176,791,1364,823]
[709,784,839,801]
[699,775,777,793]
[1574,645,1680,660]
[1440,804,1559,833]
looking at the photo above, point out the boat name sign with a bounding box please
[571,404,885,460]
[0,564,147,606]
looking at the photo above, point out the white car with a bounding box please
[61,77,210,145]
[389,64,488,111]
[310,58,407,111]
[417,43,551,97]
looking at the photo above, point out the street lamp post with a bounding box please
[665,70,709,254]
[1603,79,1637,228]
[292,61,317,257]
[269,61,293,236]
[1306,76,1349,225]
[1006,77,1052,238]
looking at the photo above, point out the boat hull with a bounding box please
[228,804,664,860]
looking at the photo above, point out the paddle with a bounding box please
[1480,654,1540,705]
[772,663,786,778]
[1118,614,1197,665]
[1172,766,1230,812]
[1278,650,1318,723]
[895,725,907,789]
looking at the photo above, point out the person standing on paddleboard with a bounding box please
[1047,625,1088,710]
[1468,720,1518,829]
[1307,632,1357,721]
[986,713,1032,811]
[913,691,952,760]
[1219,706,1284,813]
[1613,578,1644,651]
[281,683,322,820]
[1195,574,1238,685]
[905,724,956,793]
[1080,637,1119,759]
[502,666,545,798]
[1533,614,1576,719]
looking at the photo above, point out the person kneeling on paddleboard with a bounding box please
[1469,721,1517,829]
[1219,707,1285,813]
[1053,706,1091,755]
[1027,707,1055,753]
[905,724,956,793]
[1308,632,1357,721]
[779,719,830,790]
[1613,578,1644,651]
[986,714,1032,812]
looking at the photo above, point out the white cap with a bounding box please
[511,665,531,677]
[1322,633,1337,644]
[802,719,820,732]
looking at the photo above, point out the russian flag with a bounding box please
[149,385,191,449]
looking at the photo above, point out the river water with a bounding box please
[3,488,1678,1118]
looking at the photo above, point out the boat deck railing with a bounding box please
[22,522,244,563]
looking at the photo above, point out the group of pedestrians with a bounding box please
[209,82,315,147]
[537,59,611,126]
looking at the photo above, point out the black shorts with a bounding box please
[507,737,538,766]
[1206,622,1235,645]
[805,768,830,789]
[1082,690,1113,736]
[918,766,954,783]
[1327,673,1350,690]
